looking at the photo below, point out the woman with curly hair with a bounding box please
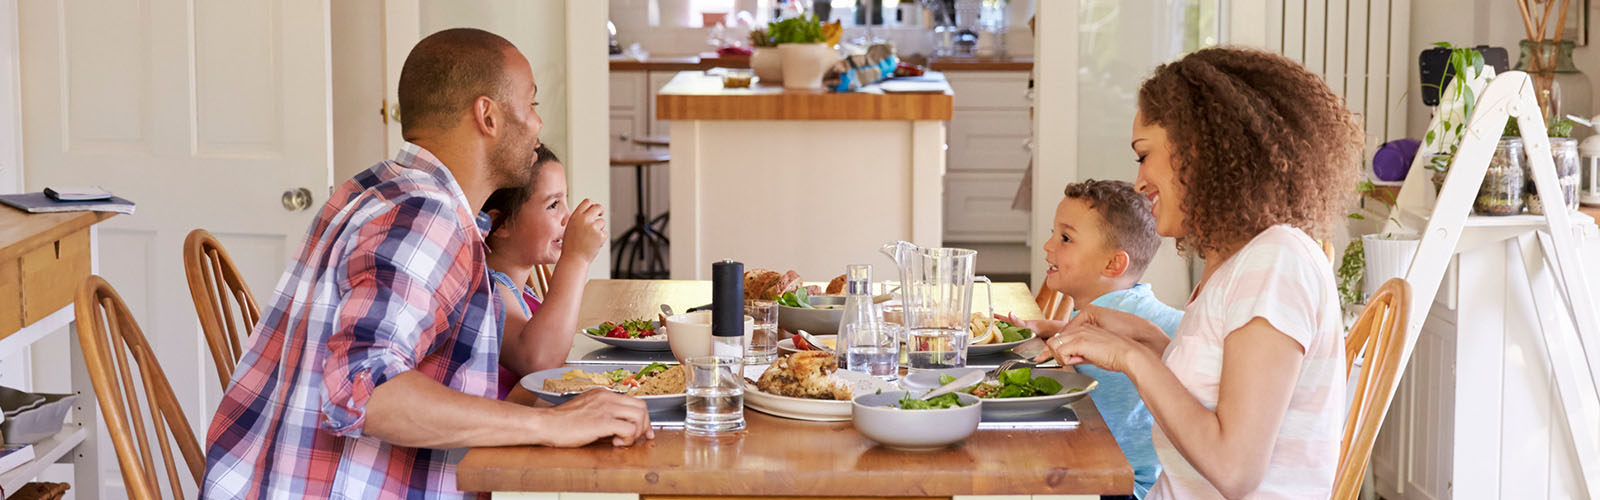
[1039,47,1361,499]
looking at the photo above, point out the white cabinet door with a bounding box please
[19,1,333,498]
[947,109,1031,173]
[944,171,1030,243]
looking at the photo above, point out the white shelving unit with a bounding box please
[0,427,87,495]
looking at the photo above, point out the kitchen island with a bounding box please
[656,71,953,280]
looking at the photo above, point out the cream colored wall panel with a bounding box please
[948,71,1030,110]
[63,0,150,153]
[610,71,645,111]
[193,0,282,157]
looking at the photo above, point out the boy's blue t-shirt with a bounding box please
[1071,283,1184,500]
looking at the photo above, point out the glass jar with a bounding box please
[1476,138,1526,216]
[1528,138,1582,214]
[1514,40,1593,131]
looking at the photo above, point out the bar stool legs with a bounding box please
[612,164,669,279]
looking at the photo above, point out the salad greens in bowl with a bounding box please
[851,390,982,450]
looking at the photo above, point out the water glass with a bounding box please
[685,356,745,435]
[906,327,969,372]
[843,322,902,381]
[743,299,778,364]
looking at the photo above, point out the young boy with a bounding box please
[1023,179,1184,500]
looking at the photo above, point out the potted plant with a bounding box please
[749,28,781,84]
[1422,43,1491,193]
[769,15,836,90]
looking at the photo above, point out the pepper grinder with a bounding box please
[711,260,745,359]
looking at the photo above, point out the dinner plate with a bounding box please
[775,334,837,354]
[899,367,1098,417]
[577,320,670,351]
[743,369,896,422]
[966,331,1035,357]
[521,363,685,413]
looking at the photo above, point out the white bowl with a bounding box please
[665,310,753,364]
[777,295,846,334]
[852,391,982,450]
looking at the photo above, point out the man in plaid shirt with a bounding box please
[201,29,652,499]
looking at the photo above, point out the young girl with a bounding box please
[483,145,607,399]
[1040,47,1361,499]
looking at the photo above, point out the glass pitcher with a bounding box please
[880,241,993,370]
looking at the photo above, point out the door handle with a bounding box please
[282,187,314,211]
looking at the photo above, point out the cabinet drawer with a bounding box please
[946,71,1031,110]
[610,72,647,111]
[944,171,1031,243]
[19,228,90,325]
[947,109,1031,173]
[0,258,19,335]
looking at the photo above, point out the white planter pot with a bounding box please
[778,43,835,90]
[1361,233,1420,300]
[751,47,782,83]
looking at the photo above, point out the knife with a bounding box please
[1010,336,1050,360]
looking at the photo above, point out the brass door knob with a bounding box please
[282,188,313,211]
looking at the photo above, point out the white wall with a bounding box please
[0,0,20,194]
[331,0,388,185]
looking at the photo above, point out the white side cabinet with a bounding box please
[943,71,1031,245]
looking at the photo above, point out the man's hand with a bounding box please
[562,199,606,264]
[536,389,654,447]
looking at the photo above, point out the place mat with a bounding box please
[650,406,687,429]
[977,405,1079,429]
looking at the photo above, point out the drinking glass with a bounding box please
[743,299,778,365]
[685,356,745,435]
[842,322,902,381]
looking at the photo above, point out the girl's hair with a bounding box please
[484,144,562,234]
[1137,47,1362,255]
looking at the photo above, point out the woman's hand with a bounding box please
[1062,305,1171,356]
[562,199,607,264]
[1033,324,1145,372]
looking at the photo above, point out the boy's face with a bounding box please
[1043,198,1124,296]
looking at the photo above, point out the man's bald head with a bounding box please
[398,28,519,137]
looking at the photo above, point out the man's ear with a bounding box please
[472,95,497,136]
[1103,250,1130,279]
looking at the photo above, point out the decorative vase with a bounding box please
[1514,40,1592,129]
[1361,233,1420,301]
[751,47,782,84]
[778,43,836,90]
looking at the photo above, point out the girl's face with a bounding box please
[1131,111,1187,238]
[497,163,569,265]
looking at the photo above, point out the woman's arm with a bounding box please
[1045,317,1305,499]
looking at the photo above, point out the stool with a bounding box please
[610,150,671,279]
[631,136,672,234]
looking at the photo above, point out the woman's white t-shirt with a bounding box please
[1147,225,1347,500]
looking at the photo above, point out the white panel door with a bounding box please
[18,1,331,497]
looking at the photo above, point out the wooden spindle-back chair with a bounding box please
[75,275,205,500]
[183,229,262,386]
[1332,278,1411,499]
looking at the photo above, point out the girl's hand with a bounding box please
[562,199,607,264]
[1033,324,1143,373]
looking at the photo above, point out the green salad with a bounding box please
[942,367,1080,399]
[895,392,969,410]
[776,288,813,308]
[992,319,1032,343]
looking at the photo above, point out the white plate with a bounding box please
[966,330,1035,357]
[775,334,838,354]
[743,369,896,421]
[577,321,670,351]
[900,367,1098,417]
[520,364,685,413]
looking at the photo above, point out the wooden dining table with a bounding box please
[457,279,1134,500]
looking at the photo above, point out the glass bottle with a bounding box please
[1477,138,1526,216]
[837,264,886,373]
[1514,40,1593,134]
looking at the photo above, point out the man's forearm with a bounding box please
[362,370,546,449]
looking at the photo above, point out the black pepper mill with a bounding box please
[711,260,745,359]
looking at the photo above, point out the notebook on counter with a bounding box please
[0,191,136,215]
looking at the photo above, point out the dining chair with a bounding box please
[75,275,206,500]
[526,264,554,299]
[183,229,262,386]
[1332,277,1411,500]
[1033,282,1071,321]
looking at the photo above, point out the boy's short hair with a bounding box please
[1063,179,1161,277]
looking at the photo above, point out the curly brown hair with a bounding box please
[1063,179,1161,277]
[1137,47,1362,255]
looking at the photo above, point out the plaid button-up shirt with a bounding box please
[203,143,501,499]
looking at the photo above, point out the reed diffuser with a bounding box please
[1514,0,1592,127]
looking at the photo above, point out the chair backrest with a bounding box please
[183,229,262,385]
[75,275,206,500]
[1033,282,1071,321]
[1332,278,1411,500]
[526,264,553,300]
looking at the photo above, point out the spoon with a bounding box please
[921,370,983,401]
[797,329,835,355]
[660,304,675,317]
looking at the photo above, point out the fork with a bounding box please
[983,359,1037,385]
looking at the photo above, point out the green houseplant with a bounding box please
[769,15,836,90]
[749,28,782,83]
